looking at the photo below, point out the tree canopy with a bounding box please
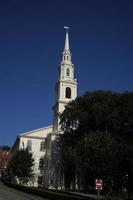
[59,91,133,193]
[9,148,34,184]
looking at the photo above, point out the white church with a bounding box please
[12,27,77,188]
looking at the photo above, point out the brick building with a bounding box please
[0,147,12,177]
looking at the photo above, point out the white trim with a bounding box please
[19,125,53,137]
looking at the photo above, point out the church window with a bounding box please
[40,141,45,151]
[65,87,71,99]
[64,56,65,60]
[39,158,44,168]
[22,142,25,148]
[67,56,69,60]
[27,140,32,151]
[38,176,43,186]
[66,68,70,76]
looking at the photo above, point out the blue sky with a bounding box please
[0,0,132,146]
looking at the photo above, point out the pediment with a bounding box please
[19,125,53,139]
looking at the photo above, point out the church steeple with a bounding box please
[64,27,70,50]
[62,27,72,65]
[53,27,77,132]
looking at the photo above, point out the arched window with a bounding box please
[66,68,70,76]
[65,87,71,99]
[67,56,69,61]
[27,140,32,151]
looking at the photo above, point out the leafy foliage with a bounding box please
[59,91,133,193]
[9,149,34,184]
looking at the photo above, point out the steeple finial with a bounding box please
[64,26,70,50]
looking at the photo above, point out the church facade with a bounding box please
[12,27,77,188]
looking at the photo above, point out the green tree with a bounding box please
[9,149,34,184]
[76,132,120,192]
[59,91,133,192]
[59,133,77,190]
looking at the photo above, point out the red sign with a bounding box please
[95,179,103,190]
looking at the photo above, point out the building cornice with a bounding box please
[57,79,77,86]
[19,125,53,137]
[19,135,49,140]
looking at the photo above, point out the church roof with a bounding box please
[19,125,53,138]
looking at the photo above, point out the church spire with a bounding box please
[62,26,71,64]
[53,27,77,132]
[64,26,70,50]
